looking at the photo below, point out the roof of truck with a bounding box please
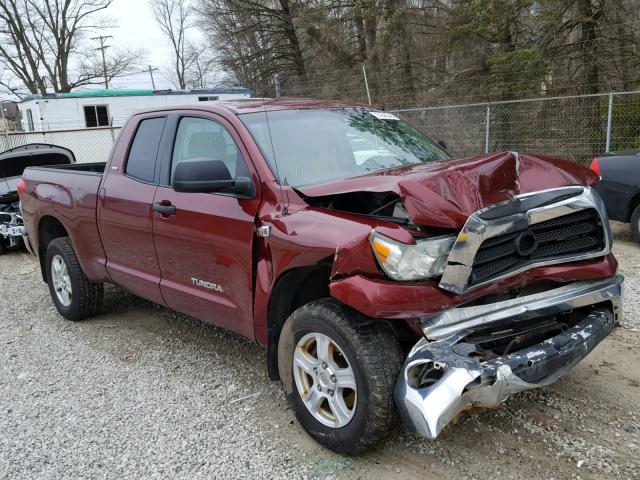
[132,98,370,117]
[214,98,370,114]
[126,98,375,120]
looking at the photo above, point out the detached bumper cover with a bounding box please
[423,275,624,340]
[395,275,623,439]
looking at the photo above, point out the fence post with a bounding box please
[272,73,281,98]
[362,65,372,106]
[485,103,491,153]
[109,117,116,144]
[605,92,614,152]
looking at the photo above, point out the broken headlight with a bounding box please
[370,231,456,281]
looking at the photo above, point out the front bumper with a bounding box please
[395,275,623,439]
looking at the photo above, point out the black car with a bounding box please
[0,144,74,254]
[591,150,640,243]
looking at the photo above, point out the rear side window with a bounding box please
[126,117,166,183]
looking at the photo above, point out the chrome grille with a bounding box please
[439,187,612,294]
[470,209,604,285]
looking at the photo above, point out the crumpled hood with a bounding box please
[297,152,599,229]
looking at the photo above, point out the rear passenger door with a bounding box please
[152,113,261,339]
[98,115,166,305]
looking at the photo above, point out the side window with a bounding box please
[84,105,110,127]
[125,117,166,183]
[171,117,249,183]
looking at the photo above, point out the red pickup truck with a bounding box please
[19,99,623,453]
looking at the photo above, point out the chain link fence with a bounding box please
[0,126,120,163]
[392,90,640,164]
[1,91,639,165]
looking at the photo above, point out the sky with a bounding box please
[101,0,178,90]
[0,0,210,99]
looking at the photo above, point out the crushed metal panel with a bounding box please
[396,305,617,439]
[423,275,623,339]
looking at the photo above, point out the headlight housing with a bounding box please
[370,231,456,281]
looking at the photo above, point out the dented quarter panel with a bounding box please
[252,196,410,345]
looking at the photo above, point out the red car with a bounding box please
[19,99,623,453]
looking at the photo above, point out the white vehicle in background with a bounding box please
[0,144,75,255]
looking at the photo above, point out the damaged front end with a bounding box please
[396,275,622,439]
[392,185,623,439]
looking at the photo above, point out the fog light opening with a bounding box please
[407,360,446,389]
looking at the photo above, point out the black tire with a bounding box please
[45,237,103,321]
[280,299,403,454]
[631,204,640,244]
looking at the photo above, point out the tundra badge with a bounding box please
[191,278,224,292]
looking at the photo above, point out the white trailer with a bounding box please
[18,88,251,132]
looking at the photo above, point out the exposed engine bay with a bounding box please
[299,190,409,221]
[298,189,458,239]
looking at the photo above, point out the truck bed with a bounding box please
[26,162,106,175]
[21,162,107,280]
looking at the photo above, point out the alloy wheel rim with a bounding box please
[293,332,357,428]
[51,254,72,307]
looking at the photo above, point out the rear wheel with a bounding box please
[45,237,103,321]
[280,299,403,454]
[631,204,640,244]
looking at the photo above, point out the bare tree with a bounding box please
[198,0,308,95]
[151,0,203,89]
[0,0,141,94]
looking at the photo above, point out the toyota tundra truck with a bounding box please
[19,99,623,454]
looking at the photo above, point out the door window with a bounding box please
[125,117,166,183]
[171,117,249,183]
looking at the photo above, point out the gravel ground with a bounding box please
[1,221,639,480]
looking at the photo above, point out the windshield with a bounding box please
[239,108,449,187]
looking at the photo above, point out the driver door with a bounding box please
[152,114,260,339]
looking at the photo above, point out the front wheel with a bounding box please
[279,299,403,454]
[45,237,103,321]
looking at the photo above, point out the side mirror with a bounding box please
[173,158,253,196]
[436,139,448,151]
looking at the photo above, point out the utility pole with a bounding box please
[147,65,159,90]
[91,35,113,89]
